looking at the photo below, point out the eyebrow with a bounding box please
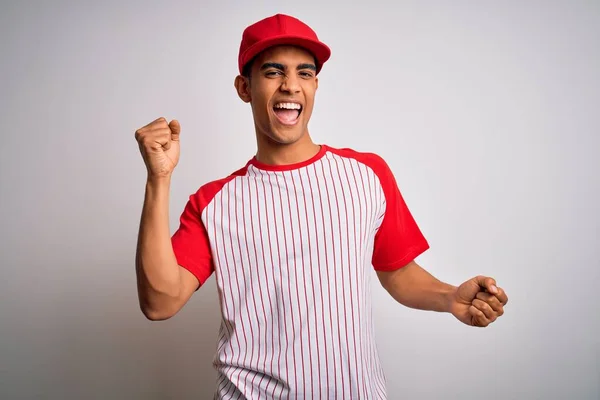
[260,62,317,71]
[260,62,285,71]
[298,63,317,71]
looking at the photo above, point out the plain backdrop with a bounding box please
[1,1,599,399]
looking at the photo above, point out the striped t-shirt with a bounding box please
[171,144,429,399]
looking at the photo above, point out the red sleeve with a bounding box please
[171,190,215,289]
[370,155,430,271]
[171,168,246,289]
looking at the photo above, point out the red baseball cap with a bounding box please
[238,14,331,75]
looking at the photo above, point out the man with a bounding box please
[134,13,508,399]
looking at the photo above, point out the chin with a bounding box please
[261,119,307,145]
[265,131,304,146]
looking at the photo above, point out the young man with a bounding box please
[134,14,508,399]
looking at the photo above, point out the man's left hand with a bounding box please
[450,276,508,327]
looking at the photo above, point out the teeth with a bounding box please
[274,102,301,110]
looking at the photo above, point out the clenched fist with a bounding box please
[135,117,181,178]
[450,276,508,327]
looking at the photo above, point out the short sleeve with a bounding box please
[371,157,429,271]
[171,192,215,288]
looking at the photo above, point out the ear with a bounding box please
[315,76,319,90]
[234,75,252,103]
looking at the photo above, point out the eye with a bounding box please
[265,70,283,77]
[299,71,314,78]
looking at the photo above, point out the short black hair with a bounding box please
[242,55,258,78]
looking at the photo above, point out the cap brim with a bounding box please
[239,35,331,75]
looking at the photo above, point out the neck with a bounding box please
[255,132,320,166]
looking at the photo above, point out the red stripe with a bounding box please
[224,180,248,394]
[297,167,321,397]
[313,162,337,394]
[320,157,345,398]
[282,171,304,395]
[258,168,284,397]
[309,163,330,397]
[236,178,258,392]
[290,170,314,393]
[241,176,269,395]
[337,156,363,395]
[360,164,378,392]
[325,154,350,398]
[250,168,277,393]
[268,171,290,399]
[366,171,383,393]
[353,161,371,396]
[219,184,242,384]
[369,172,389,394]
[229,179,251,389]
[212,197,230,357]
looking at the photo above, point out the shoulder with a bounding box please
[187,164,249,211]
[324,144,393,178]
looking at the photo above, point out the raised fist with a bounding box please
[135,117,181,178]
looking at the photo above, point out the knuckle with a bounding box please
[141,137,157,147]
[493,298,503,310]
[147,128,168,139]
[149,120,166,130]
[480,301,494,315]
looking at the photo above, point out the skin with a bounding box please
[234,45,322,167]
[376,261,508,327]
[134,117,198,320]
[134,44,508,326]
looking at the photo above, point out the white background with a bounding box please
[1,0,598,399]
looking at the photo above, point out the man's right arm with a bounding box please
[135,176,199,321]
[134,117,198,320]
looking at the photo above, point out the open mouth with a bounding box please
[273,102,302,125]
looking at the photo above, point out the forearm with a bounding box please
[135,176,181,317]
[378,262,457,313]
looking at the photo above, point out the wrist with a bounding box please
[443,284,459,314]
[145,175,172,202]
[146,174,172,187]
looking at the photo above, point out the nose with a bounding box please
[280,74,301,94]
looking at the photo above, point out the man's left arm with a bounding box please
[376,261,508,327]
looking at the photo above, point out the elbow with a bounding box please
[141,305,176,321]
[136,273,182,321]
[139,293,180,321]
